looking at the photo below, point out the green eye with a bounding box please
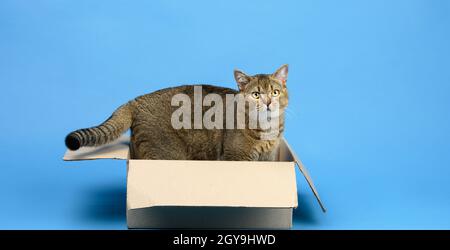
[252,92,260,99]
[273,89,280,96]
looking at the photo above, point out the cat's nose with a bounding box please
[267,102,279,112]
[263,97,271,107]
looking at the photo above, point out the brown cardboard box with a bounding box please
[63,135,325,229]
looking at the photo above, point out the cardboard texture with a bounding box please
[63,135,325,229]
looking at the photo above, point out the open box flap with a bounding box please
[63,135,130,161]
[280,138,326,212]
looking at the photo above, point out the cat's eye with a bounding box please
[273,89,280,96]
[252,92,260,99]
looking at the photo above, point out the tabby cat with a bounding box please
[65,65,289,161]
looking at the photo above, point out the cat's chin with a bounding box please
[269,111,281,119]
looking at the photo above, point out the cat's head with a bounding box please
[234,64,289,116]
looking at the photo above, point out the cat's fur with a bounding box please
[65,65,289,161]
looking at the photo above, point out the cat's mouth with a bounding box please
[256,108,282,119]
[268,110,282,119]
[255,102,283,115]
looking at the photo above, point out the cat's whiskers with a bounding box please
[283,107,298,120]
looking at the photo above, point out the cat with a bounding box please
[65,65,289,161]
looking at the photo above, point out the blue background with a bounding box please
[0,0,449,229]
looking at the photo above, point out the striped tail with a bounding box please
[65,103,133,150]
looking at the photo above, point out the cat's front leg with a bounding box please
[222,149,259,161]
[222,143,259,161]
[222,131,259,161]
[258,148,278,161]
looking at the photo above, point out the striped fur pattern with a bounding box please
[65,65,289,161]
[65,104,132,150]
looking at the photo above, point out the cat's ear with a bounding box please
[234,69,251,91]
[272,64,288,85]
